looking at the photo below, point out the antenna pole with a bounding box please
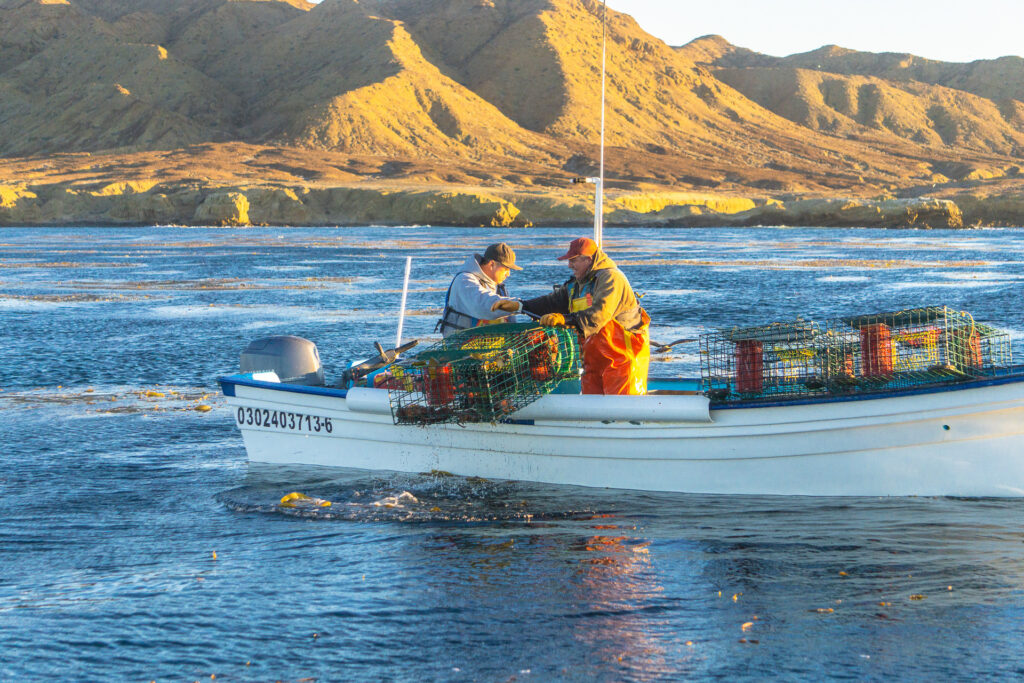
[395,256,412,348]
[596,0,607,248]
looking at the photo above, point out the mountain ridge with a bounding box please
[0,0,1021,226]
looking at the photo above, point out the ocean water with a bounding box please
[2,225,1024,681]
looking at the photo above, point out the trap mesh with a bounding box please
[700,306,1012,404]
[700,319,828,402]
[386,323,581,425]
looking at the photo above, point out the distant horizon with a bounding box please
[607,0,1022,64]
[308,0,1022,63]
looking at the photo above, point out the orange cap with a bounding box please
[557,237,598,261]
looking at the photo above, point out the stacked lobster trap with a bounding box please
[700,319,827,402]
[384,322,581,425]
[700,306,1012,403]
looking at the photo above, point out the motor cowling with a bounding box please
[240,335,324,386]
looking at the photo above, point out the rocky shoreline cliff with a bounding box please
[5,177,1016,229]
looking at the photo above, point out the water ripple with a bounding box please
[3,226,1024,681]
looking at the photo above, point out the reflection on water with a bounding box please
[212,462,1024,680]
[2,226,1024,680]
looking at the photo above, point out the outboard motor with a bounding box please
[240,336,324,386]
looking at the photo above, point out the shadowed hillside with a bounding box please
[203,0,559,162]
[683,35,1024,166]
[369,0,952,190]
[0,0,1021,227]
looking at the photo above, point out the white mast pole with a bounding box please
[595,0,607,248]
[395,256,412,348]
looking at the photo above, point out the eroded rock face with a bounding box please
[954,194,1024,227]
[0,181,1018,228]
[731,197,964,229]
[246,187,311,225]
[388,190,521,227]
[193,191,250,225]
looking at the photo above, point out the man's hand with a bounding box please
[491,299,522,313]
[540,313,566,327]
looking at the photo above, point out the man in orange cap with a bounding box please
[521,237,650,395]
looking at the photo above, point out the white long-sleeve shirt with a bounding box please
[439,255,517,337]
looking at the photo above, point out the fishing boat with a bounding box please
[219,306,1024,498]
[219,366,1024,497]
[219,2,1024,497]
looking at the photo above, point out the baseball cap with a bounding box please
[482,242,522,270]
[557,237,598,261]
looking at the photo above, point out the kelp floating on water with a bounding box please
[0,385,218,414]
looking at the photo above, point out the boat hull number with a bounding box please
[236,406,333,434]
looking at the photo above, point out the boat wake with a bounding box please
[217,464,610,524]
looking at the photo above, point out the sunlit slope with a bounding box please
[107,1,313,71]
[714,66,1024,155]
[370,0,570,134]
[57,0,311,68]
[381,0,812,146]
[780,45,1024,105]
[685,36,1024,159]
[0,1,239,155]
[373,0,945,186]
[682,36,1024,103]
[68,0,312,22]
[204,0,556,161]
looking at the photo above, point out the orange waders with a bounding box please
[580,311,651,395]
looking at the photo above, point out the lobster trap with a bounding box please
[825,306,1012,390]
[700,306,1012,403]
[700,319,828,402]
[385,322,581,425]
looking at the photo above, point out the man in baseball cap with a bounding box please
[436,242,524,337]
[520,236,650,395]
[557,236,599,261]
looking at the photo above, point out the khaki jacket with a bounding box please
[522,249,644,339]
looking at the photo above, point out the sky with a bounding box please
[605,0,1022,63]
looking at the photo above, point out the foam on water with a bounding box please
[890,280,1008,289]
[143,303,371,321]
[817,275,871,282]
[938,271,1024,281]
[0,297,87,310]
[254,264,318,272]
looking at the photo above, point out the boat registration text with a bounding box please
[236,406,334,433]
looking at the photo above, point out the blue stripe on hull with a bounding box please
[219,366,1024,410]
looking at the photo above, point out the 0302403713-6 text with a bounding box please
[236,406,333,433]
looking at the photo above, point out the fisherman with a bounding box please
[437,242,524,337]
[521,237,650,395]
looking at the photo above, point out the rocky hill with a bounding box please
[0,0,1021,227]
[682,35,1024,165]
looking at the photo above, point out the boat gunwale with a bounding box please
[219,366,1024,409]
[709,367,1024,409]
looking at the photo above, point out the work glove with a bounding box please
[540,313,566,327]
[491,299,522,314]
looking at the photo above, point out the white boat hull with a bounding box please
[220,375,1024,497]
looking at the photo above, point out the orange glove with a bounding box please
[540,313,565,327]
[490,299,522,313]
